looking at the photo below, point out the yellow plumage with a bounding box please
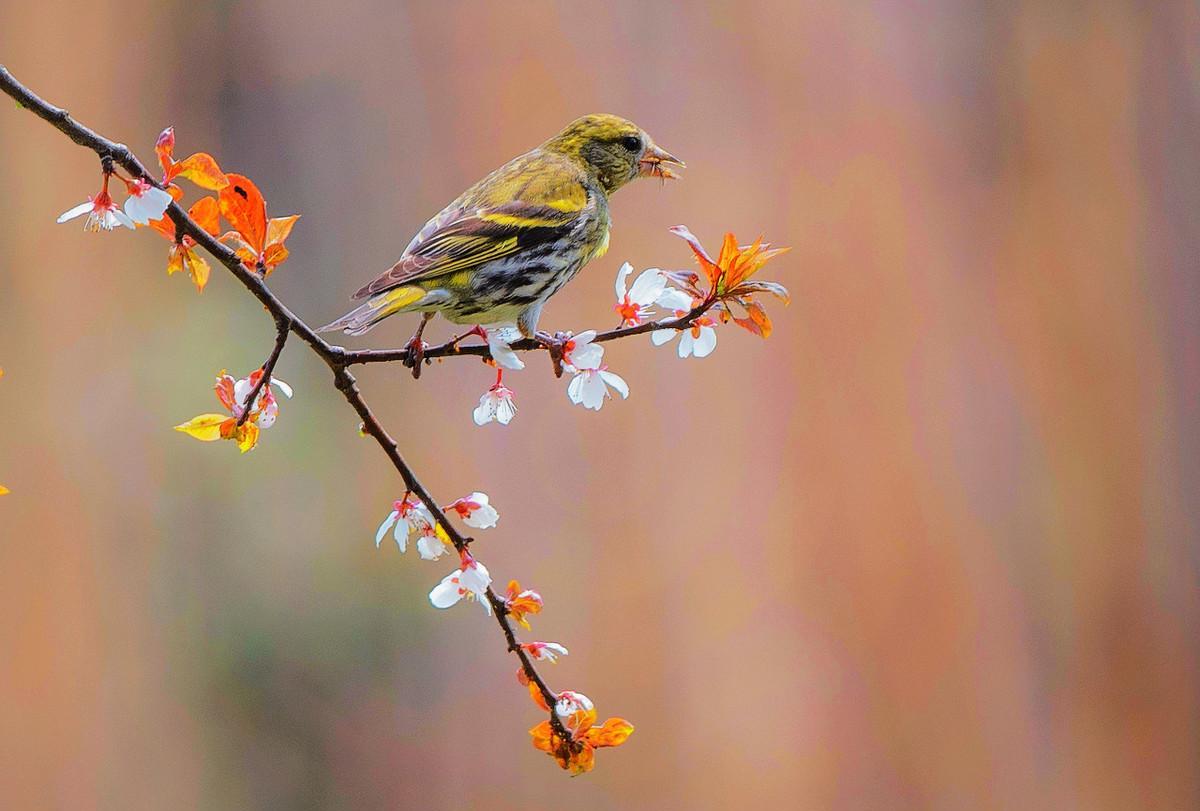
[319,114,682,340]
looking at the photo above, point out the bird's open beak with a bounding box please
[639,142,685,180]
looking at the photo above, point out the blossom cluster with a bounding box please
[373,491,633,773]
[174,368,293,453]
[472,226,789,426]
[56,126,298,293]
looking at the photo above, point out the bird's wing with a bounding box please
[352,157,592,300]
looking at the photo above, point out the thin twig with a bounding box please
[235,315,290,427]
[0,64,572,744]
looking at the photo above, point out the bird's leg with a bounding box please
[518,304,568,378]
[447,325,489,350]
[403,312,434,379]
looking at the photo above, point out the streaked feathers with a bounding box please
[320,114,680,338]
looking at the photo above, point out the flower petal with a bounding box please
[270,378,294,398]
[613,261,633,299]
[111,209,136,230]
[651,329,676,346]
[628,268,667,305]
[416,533,451,560]
[473,392,496,425]
[375,510,399,548]
[56,200,93,223]
[599,370,629,398]
[487,329,525,371]
[429,572,464,608]
[692,326,717,358]
[655,288,693,311]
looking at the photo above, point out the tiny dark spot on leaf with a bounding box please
[234,185,249,200]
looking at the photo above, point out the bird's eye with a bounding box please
[619,135,642,152]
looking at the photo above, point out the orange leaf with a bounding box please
[567,744,596,775]
[733,301,773,338]
[174,414,229,441]
[266,214,300,247]
[219,230,258,268]
[716,232,739,278]
[189,196,221,236]
[261,243,289,271]
[585,717,634,748]
[528,680,551,712]
[168,152,229,190]
[529,720,555,754]
[219,174,267,253]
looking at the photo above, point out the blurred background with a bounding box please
[1,1,1198,808]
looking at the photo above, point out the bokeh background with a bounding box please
[2,2,1198,809]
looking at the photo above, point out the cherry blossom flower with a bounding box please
[504,580,543,629]
[652,313,719,359]
[57,174,134,232]
[445,491,499,529]
[613,262,682,327]
[530,690,634,774]
[522,642,568,663]
[429,553,492,614]
[474,373,517,426]
[560,330,604,373]
[375,493,434,551]
[121,177,173,225]
[486,327,525,371]
[232,371,292,427]
[566,360,629,411]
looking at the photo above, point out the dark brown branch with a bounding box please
[0,64,571,744]
[235,315,291,427]
[342,303,715,367]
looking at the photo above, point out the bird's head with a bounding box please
[543,114,684,194]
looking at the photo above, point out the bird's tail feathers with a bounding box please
[317,286,428,336]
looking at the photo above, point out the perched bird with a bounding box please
[318,114,683,355]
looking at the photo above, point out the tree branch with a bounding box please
[342,302,715,367]
[0,64,572,744]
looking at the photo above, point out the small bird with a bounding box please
[319,114,682,356]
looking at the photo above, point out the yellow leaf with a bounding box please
[187,250,211,292]
[0,484,9,495]
[174,414,229,441]
[235,422,260,453]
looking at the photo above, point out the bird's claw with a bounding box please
[403,338,429,379]
[535,330,570,378]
